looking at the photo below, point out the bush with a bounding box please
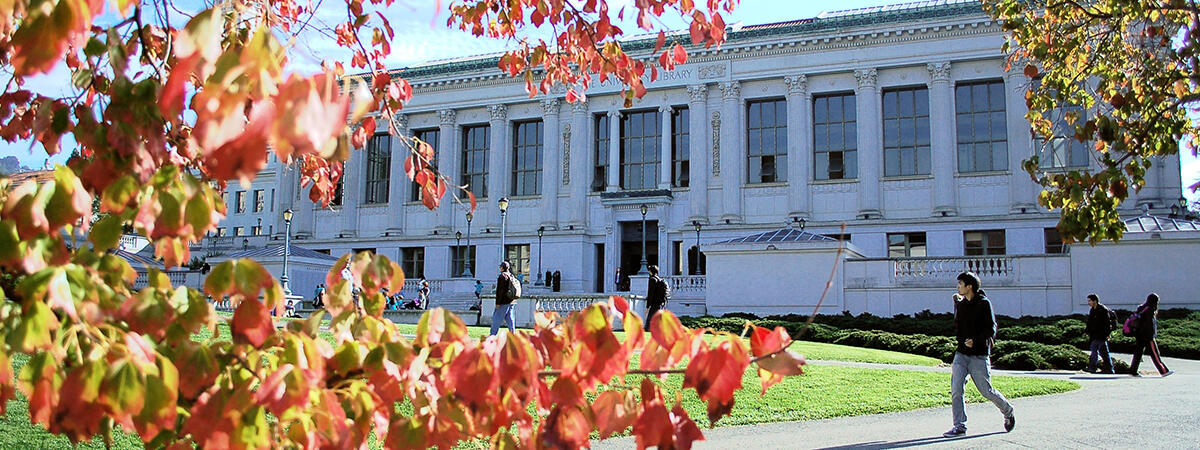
[993,351,1050,371]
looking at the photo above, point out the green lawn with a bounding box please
[1,320,1076,448]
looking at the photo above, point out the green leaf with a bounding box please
[89,214,124,251]
[7,301,56,352]
[103,360,145,415]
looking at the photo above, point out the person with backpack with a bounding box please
[1084,293,1117,374]
[1128,293,1172,377]
[490,261,520,336]
[943,272,1015,438]
[643,265,670,331]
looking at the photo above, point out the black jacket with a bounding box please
[1135,305,1157,341]
[1086,303,1114,341]
[646,276,669,308]
[495,273,514,305]
[954,292,997,356]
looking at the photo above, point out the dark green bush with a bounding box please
[993,351,1050,371]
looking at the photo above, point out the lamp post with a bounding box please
[692,220,701,276]
[282,209,293,296]
[455,231,462,277]
[638,204,649,275]
[536,226,544,285]
[256,217,262,235]
[464,211,474,278]
[498,197,509,266]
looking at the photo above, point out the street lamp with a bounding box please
[498,197,509,266]
[536,226,545,285]
[282,209,293,296]
[464,210,474,277]
[638,204,649,275]
[256,217,262,235]
[791,216,806,231]
[692,220,701,275]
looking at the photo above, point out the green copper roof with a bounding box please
[386,0,987,82]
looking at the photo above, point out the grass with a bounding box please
[1,320,1076,449]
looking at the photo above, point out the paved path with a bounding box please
[594,354,1200,449]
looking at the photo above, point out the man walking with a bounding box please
[490,261,517,336]
[643,265,670,331]
[1085,293,1117,374]
[944,271,1015,438]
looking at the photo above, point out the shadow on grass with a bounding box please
[816,431,1006,449]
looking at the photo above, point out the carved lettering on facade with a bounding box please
[596,69,694,89]
[711,111,721,176]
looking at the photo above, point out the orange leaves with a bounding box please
[232,298,274,348]
[591,390,637,439]
[270,73,352,162]
[633,378,704,450]
[749,325,808,393]
[683,337,749,424]
[8,0,102,76]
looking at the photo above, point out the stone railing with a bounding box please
[533,295,624,316]
[664,275,706,297]
[403,278,443,293]
[133,270,203,290]
[892,256,1014,282]
[480,294,646,330]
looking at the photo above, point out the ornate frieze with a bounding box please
[711,111,721,176]
[394,114,409,132]
[541,98,561,116]
[698,64,726,80]
[686,85,708,104]
[854,68,878,90]
[562,124,571,186]
[719,81,740,101]
[926,62,952,83]
[438,109,457,125]
[571,100,588,114]
[812,182,857,194]
[783,74,808,96]
[488,104,507,122]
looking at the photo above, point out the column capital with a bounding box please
[854,68,878,90]
[783,74,808,96]
[1003,55,1032,81]
[686,84,708,104]
[927,62,952,83]
[487,104,507,122]
[658,104,673,114]
[719,81,740,101]
[541,98,561,116]
[607,110,620,120]
[438,109,457,125]
[570,100,589,114]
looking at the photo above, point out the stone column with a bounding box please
[1004,63,1037,213]
[291,167,315,238]
[928,62,958,216]
[784,75,811,219]
[659,105,673,190]
[568,101,589,228]
[385,114,409,235]
[686,85,709,222]
[436,109,458,233]
[607,110,621,191]
[719,81,743,222]
[340,145,365,237]
[541,98,561,229]
[273,162,295,240]
[854,68,882,219]
[487,105,508,229]
[709,108,725,219]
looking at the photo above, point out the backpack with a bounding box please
[1106,308,1118,336]
[507,274,522,299]
[1122,310,1141,336]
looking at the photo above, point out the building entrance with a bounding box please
[618,220,658,290]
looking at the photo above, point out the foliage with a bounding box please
[982,0,1198,243]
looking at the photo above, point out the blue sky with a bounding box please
[1,0,1196,204]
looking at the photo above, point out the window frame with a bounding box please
[1044,228,1069,254]
[235,191,246,214]
[364,133,392,204]
[411,129,440,202]
[746,98,788,183]
[511,120,544,196]
[253,189,265,212]
[401,247,426,279]
[620,109,662,190]
[450,245,477,278]
[887,232,928,258]
[505,244,532,280]
[593,114,610,192]
[813,92,858,181]
[964,229,1007,256]
[955,79,1009,173]
[882,86,931,177]
[461,124,490,199]
[671,107,690,188]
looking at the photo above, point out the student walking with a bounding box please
[1085,293,1117,374]
[944,271,1015,438]
[643,265,670,331]
[490,261,518,336]
[1128,293,1172,377]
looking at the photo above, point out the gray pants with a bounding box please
[951,352,1013,429]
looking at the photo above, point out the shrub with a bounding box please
[993,351,1050,371]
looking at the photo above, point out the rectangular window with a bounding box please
[747,99,788,183]
[331,175,344,206]
[253,189,265,212]
[270,189,275,212]
[955,80,1008,173]
[215,227,226,237]
[235,191,246,214]
[887,232,928,258]
[505,244,531,281]
[233,226,244,237]
[882,87,931,177]
[450,245,476,278]
[593,114,610,192]
[1045,228,1068,254]
[672,240,684,275]
[512,120,543,196]
[364,133,391,204]
[251,225,262,236]
[1036,105,1090,170]
[671,107,690,188]
[412,129,439,202]
[964,230,1006,256]
[813,93,857,180]
[461,125,489,197]
[620,110,661,190]
[401,247,425,279]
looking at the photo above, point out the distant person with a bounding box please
[418,278,430,309]
[643,265,670,331]
[490,261,518,336]
[1084,294,1117,374]
[471,280,483,310]
[313,284,326,309]
[944,271,1015,438]
[1128,293,1172,377]
[614,266,623,291]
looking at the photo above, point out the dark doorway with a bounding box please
[594,244,606,293]
[619,220,658,289]
[687,245,706,275]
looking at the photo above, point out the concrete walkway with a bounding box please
[594,354,1200,449]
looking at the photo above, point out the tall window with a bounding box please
[593,114,609,192]
[671,107,690,188]
[364,133,391,204]
[813,93,857,180]
[450,245,476,277]
[1036,105,1090,170]
[747,99,788,183]
[251,225,262,236]
[461,125,489,197]
[412,129,439,201]
[1044,228,1068,254]
[512,120,543,196]
[401,247,425,279]
[505,244,531,280]
[882,87,930,177]
[964,230,1006,256]
[887,232,927,257]
[253,189,264,212]
[955,80,1008,173]
[621,110,661,190]
[234,191,246,213]
[233,226,244,237]
[331,175,344,206]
